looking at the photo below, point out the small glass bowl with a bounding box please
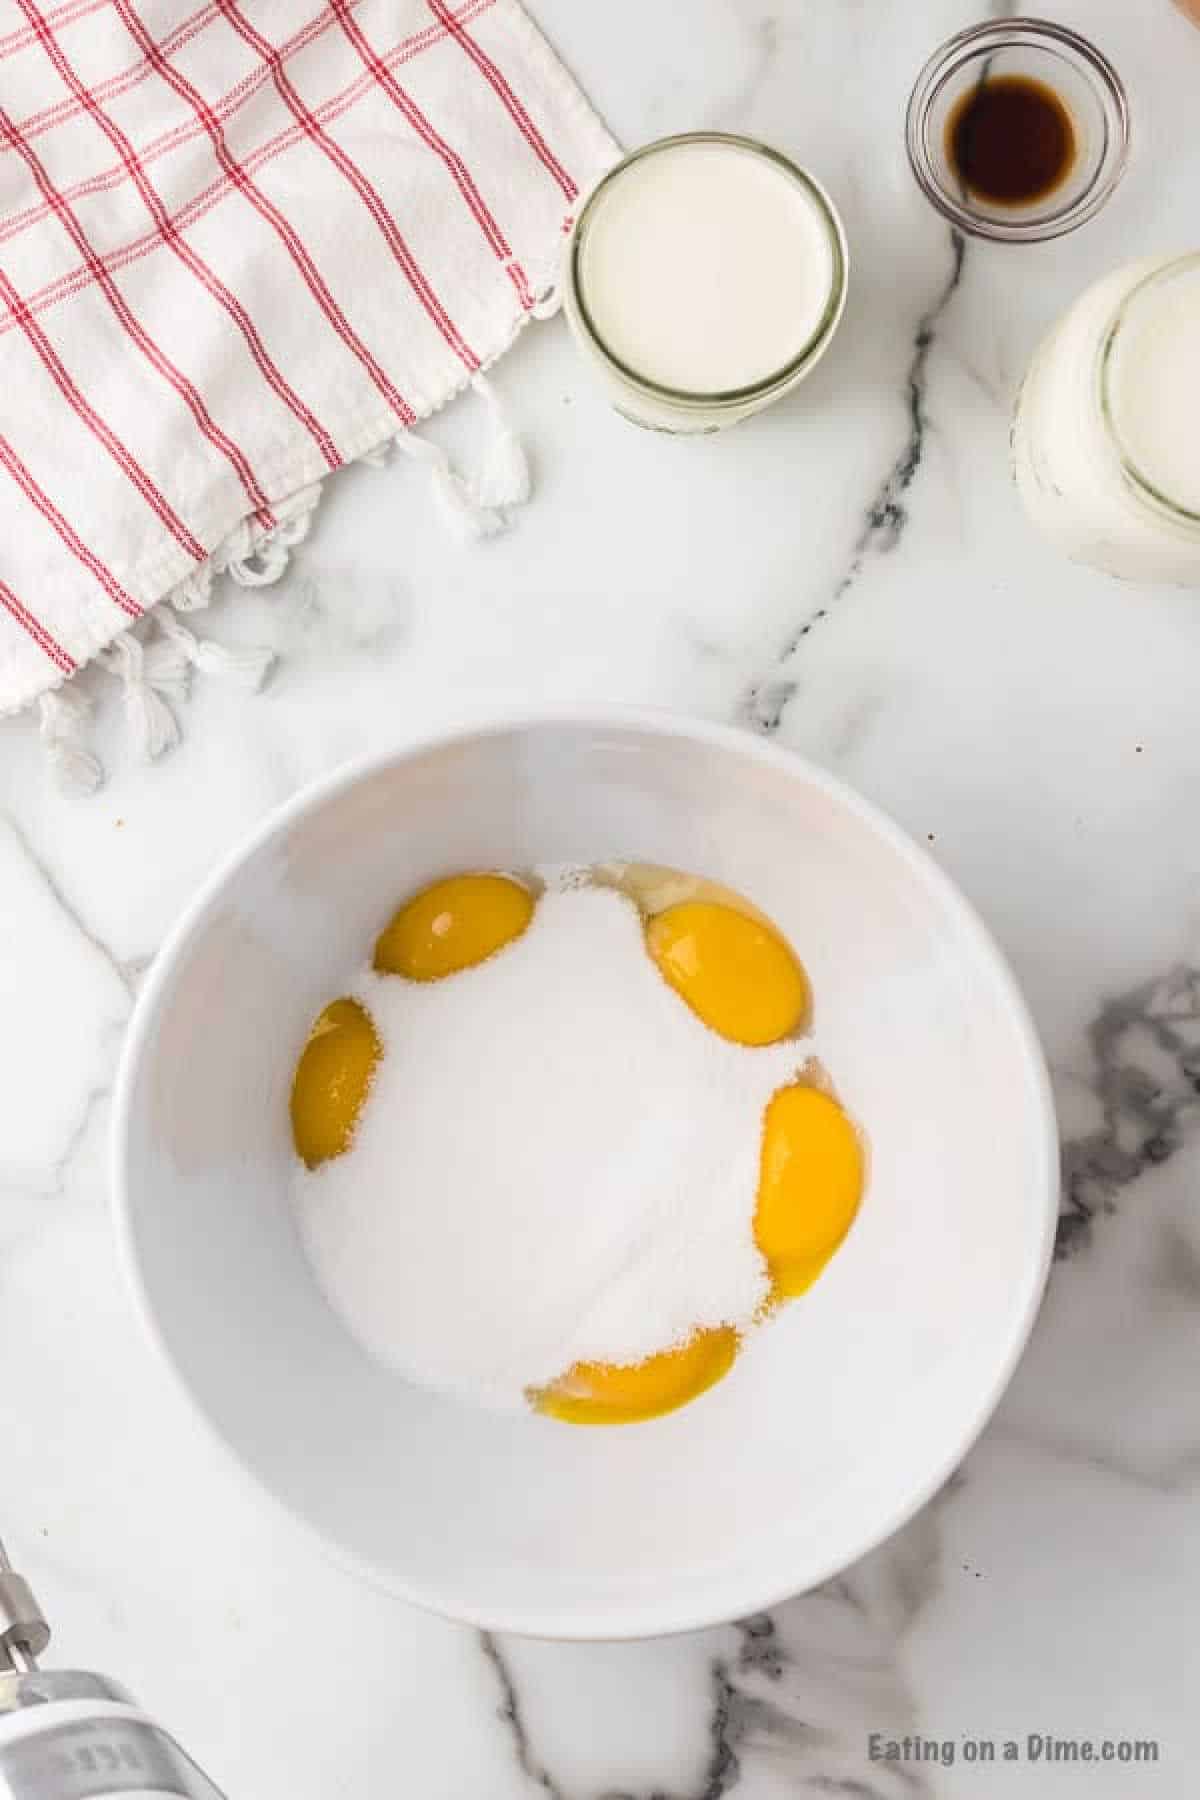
[906,18,1129,242]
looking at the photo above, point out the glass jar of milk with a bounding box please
[1013,253,1200,583]
[563,133,849,433]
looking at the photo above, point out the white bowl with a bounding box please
[113,710,1058,1639]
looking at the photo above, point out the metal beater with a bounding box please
[0,1539,226,1799]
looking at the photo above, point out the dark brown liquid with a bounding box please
[946,74,1076,206]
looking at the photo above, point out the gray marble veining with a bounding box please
[1058,966,1200,1257]
[745,230,968,736]
[484,1503,950,1799]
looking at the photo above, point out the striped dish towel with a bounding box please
[0,0,617,785]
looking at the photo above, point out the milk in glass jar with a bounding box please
[563,133,848,434]
[1012,254,1200,583]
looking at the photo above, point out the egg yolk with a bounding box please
[532,1327,739,1425]
[290,997,382,1168]
[645,900,810,1046]
[374,874,534,980]
[754,1085,863,1298]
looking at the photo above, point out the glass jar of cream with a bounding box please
[562,132,848,434]
[1012,254,1200,583]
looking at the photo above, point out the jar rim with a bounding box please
[565,132,849,408]
[1097,253,1200,527]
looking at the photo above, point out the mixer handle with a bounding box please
[0,1538,51,1672]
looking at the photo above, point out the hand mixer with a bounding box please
[0,1539,225,1799]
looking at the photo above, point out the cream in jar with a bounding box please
[563,134,847,433]
[1013,254,1200,583]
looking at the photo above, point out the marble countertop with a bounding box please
[3,1,1200,1794]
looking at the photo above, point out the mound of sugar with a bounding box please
[294,882,806,1412]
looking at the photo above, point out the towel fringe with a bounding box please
[223,487,320,586]
[160,609,275,691]
[470,372,532,510]
[38,688,104,795]
[143,630,192,707]
[97,633,185,761]
[25,372,534,786]
[393,428,506,540]
[390,377,532,535]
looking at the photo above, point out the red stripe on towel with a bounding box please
[0,433,142,619]
[110,0,417,428]
[427,0,576,200]
[0,576,76,675]
[17,0,342,473]
[0,263,207,562]
[218,0,482,373]
[330,0,533,309]
[0,104,276,528]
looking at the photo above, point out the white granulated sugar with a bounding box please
[294,881,806,1412]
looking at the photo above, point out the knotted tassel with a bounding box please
[226,488,320,586]
[470,372,531,511]
[393,429,505,540]
[98,632,186,760]
[159,609,275,691]
[37,687,103,795]
[226,528,291,587]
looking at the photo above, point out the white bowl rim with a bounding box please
[111,704,1060,1640]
